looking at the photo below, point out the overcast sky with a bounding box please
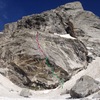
[0,0,100,31]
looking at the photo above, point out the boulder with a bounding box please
[20,88,32,97]
[70,75,100,98]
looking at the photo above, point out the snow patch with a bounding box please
[54,33,75,39]
[88,52,92,56]
[0,32,3,34]
[87,47,93,50]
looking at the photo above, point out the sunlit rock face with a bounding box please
[1,1,100,90]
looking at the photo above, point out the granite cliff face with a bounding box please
[0,1,100,91]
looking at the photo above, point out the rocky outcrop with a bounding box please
[0,29,88,90]
[0,1,100,91]
[70,75,100,98]
[0,2,89,90]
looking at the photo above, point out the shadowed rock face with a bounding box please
[0,1,91,90]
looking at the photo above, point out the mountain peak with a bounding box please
[62,1,83,10]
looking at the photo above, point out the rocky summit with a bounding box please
[0,1,100,99]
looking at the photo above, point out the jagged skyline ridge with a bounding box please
[0,0,100,31]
